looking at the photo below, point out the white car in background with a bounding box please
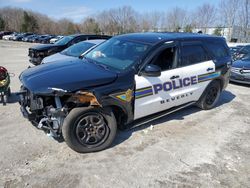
[42,39,106,64]
[2,33,17,40]
[49,35,64,44]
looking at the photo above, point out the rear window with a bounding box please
[206,42,229,58]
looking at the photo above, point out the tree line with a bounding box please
[0,0,249,39]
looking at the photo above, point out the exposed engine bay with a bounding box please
[19,87,100,140]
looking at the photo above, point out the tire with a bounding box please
[197,80,221,110]
[62,107,117,153]
[1,94,4,105]
[3,94,7,106]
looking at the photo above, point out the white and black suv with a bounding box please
[19,32,232,153]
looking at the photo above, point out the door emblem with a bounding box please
[113,89,134,102]
[125,89,133,102]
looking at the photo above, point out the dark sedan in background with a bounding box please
[230,53,250,84]
[28,34,110,65]
[12,33,33,41]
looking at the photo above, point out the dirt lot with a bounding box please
[0,40,250,188]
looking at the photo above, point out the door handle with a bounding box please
[207,67,214,71]
[170,75,180,79]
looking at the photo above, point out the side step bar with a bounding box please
[128,101,196,130]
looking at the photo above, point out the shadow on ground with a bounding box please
[112,90,236,148]
[0,90,236,149]
[0,92,20,105]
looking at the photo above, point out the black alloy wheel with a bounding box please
[205,86,219,105]
[197,80,221,110]
[63,107,117,153]
[75,112,109,147]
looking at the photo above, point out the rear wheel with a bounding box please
[62,107,117,153]
[197,80,221,110]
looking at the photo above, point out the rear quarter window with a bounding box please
[206,42,229,59]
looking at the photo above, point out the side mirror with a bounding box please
[140,64,161,77]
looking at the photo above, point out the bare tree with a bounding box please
[96,6,138,35]
[80,17,101,34]
[195,3,217,33]
[219,0,239,40]
[164,7,188,31]
[139,11,164,32]
[238,0,250,42]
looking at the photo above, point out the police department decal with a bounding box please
[113,71,220,102]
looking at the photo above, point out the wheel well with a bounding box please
[108,105,128,130]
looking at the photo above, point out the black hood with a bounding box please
[20,59,118,95]
[30,43,65,51]
[232,59,250,69]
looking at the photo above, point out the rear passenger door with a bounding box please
[178,41,218,102]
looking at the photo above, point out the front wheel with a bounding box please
[62,107,117,153]
[197,80,221,110]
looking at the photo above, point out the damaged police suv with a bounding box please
[19,33,231,153]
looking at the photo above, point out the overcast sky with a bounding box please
[0,0,220,22]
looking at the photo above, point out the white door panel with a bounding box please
[182,60,216,101]
[134,60,218,120]
[134,67,184,119]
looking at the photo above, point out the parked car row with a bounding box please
[28,34,111,65]
[0,31,64,44]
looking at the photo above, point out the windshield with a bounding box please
[239,45,250,53]
[84,38,151,71]
[61,42,95,57]
[55,36,73,45]
[242,53,250,60]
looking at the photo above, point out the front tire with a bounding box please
[197,80,221,110]
[62,107,117,153]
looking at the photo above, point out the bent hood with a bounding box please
[232,59,250,69]
[20,59,118,95]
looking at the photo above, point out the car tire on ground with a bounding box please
[197,80,221,110]
[62,107,117,153]
[2,94,7,106]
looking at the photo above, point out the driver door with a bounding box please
[134,42,181,119]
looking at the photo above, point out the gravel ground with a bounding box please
[0,40,250,188]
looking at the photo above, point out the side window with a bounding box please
[206,43,229,58]
[180,44,209,67]
[150,47,177,71]
[71,37,86,45]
